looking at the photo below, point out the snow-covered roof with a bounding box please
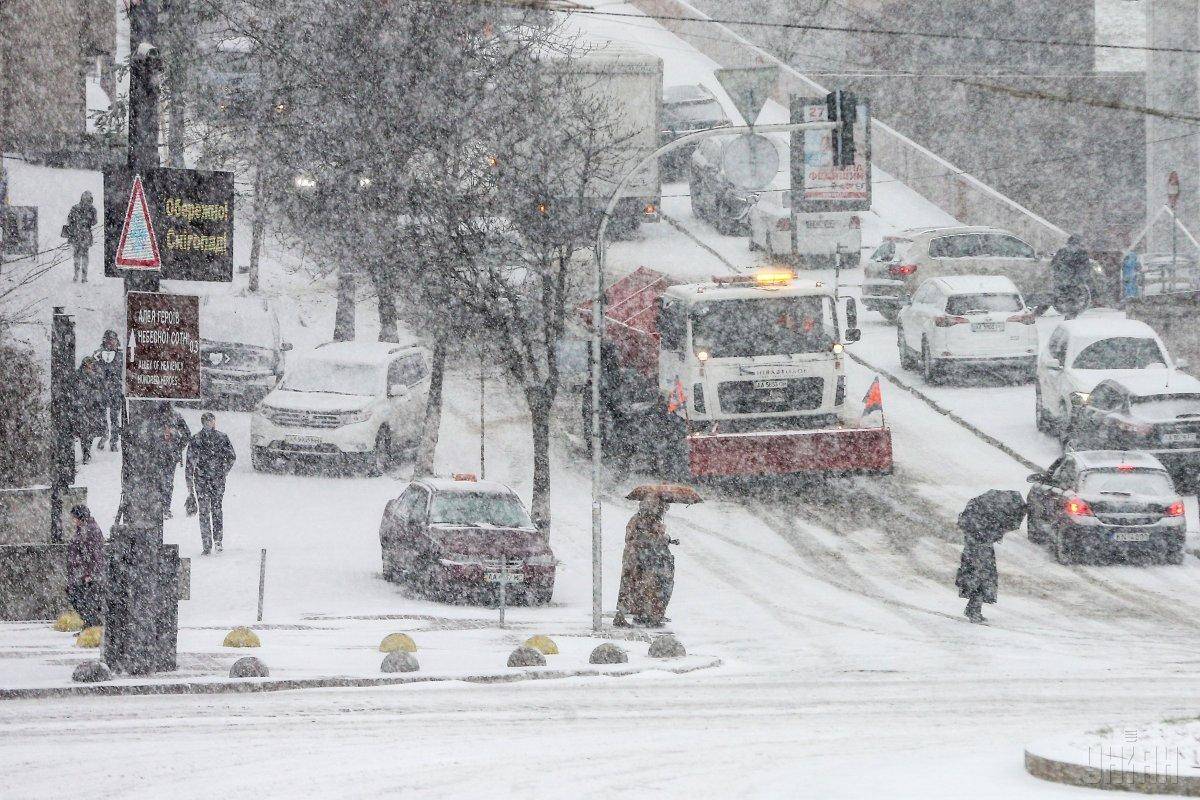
[666,277,833,305]
[1057,315,1161,345]
[417,476,519,496]
[903,225,1021,241]
[1100,371,1200,398]
[664,84,716,104]
[309,340,421,365]
[1070,450,1169,471]
[930,275,1019,294]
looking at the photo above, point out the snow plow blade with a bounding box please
[687,427,893,478]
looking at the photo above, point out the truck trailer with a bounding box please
[581,267,893,479]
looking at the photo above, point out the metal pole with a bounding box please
[588,120,838,631]
[479,346,486,480]
[498,555,507,629]
[256,548,267,622]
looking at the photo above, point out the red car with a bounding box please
[378,475,555,605]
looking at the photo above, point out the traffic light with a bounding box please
[825,90,857,167]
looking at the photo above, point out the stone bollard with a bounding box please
[378,632,417,653]
[648,634,686,659]
[523,635,558,655]
[229,656,270,678]
[381,650,420,673]
[507,646,546,668]
[223,627,261,648]
[589,643,628,665]
[72,660,112,683]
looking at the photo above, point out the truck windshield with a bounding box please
[690,297,835,358]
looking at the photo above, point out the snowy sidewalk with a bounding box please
[0,614,718,698]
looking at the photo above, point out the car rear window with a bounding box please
[945,293,1023,314]
[428,491,533,528]
[1130,394,1200,421]
[1072,337,1168,370]
[1079,469,1175,497]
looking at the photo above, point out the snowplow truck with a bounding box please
[581,267,893,479]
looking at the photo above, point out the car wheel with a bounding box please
[1054,532,1082,565]
[921,339,942,385]
[367,427,392,477]
[381,547,399,582]
[251,446,271,472]
[1034,386,1052,433]
[1026,514,1047,544]
[897,327,917,370]
[1165,541,1186,565]
[1056,406,1073,446]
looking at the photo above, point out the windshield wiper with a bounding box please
[1097,491,1133,496]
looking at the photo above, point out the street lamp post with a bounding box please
[589,119,837,631]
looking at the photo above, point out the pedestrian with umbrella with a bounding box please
[614,484,701,628]
[955,489,1027,623]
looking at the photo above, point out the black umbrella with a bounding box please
[958,490,1027,541]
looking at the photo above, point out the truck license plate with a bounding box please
[1113,531,1150,542]
[1163,432,1198,444]
[754,380,787,390]
[970,322,1004,332]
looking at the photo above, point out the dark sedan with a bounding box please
[1026,450,1185,565]
[1066,373,1200,491]
[378,475,555,605]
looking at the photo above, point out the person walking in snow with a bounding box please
[66,505,105,628]
[63,191,97,283]
[92,330,124,451]
[1048,234,1092,319]
[157,408,190,518]
[615,494,677,627]
[72,356,107,463]
[186,412,236,554]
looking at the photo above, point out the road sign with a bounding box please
[790,96,872,213]
[125,292,200,400]
[714,66,778,126]
[1168,171,1181,209]
[720,133,780,190]
[115,174,161,269]
[105,167,234,281]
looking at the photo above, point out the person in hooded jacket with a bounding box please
[63,191,96,283]
[614,495,677,627]
[92,330,124,451]
[1048,234,1093,319]
[72,356,107,463]
[157,408,191,518]
[186,412,236,554]
[955,525,1001,623]
[66,505,105,628]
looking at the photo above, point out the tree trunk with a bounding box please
[334,266,356,341]
[166,70,186,168]
[375,271,398,343]
[527,387,553,531]
[247,164,266,292]
[414,339,448,477]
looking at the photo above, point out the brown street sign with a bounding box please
[125,292,200,400]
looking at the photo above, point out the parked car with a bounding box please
[896,275,1038,384]
[661,84,730,180]
[199,294,291,407]
[689,134,761,235]
[1035,315,1179,441]
[863,226,1049,323]
[251,340,430,475]
[748,191,862,268]
[1025,450,1185,565]
[1064,373,1200,490]
[378,474,555,605]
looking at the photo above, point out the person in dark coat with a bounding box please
[186,412,236,554]
[615,495,677,627]
[157,409,191,518]
[72,356,107,463]
[63,191,97,283]
[66,505,105,628]
[1048,234,1092,319]
[956,526,1001,623]
[92,330,124,451]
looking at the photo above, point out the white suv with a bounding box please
[251,341,431,475]
[897,275,1038,384]
[1035,315,1177,441]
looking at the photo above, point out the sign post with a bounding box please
[485,556,525,628]
[1168,171,1181,280]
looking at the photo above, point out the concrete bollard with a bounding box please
[72,660,112,683]
[648,634,686,659]
[589,643,628,665]
[229,656,270,678]
[507,646,546,668]
[378,632,417,653]
[381,650,420,673]
[523,635,559,655]
[223,626,261,648]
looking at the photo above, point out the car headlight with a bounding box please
[258,405,284,424]
[1071,391,1090,407]
[339,409,372,425]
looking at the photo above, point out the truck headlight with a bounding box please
[339,409,372,425]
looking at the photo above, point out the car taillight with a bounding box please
[848,216,860,230]
[1007,311,1036,325]
[888,263,918,277]
[933,315,969,327]
[1166,500,1186,517]
[1065,497,1094,517]
[775,218,791,232]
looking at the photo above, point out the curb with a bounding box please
[661,212,743,273]
[0,656,722,701]
[1025,748,1200,796]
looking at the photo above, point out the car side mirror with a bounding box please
[389,383,406,397]
[281,342,293,352]
[1027,472,1050,484]
[845,297,858,331]
[844,328,861,344]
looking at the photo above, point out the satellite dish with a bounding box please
[720,134,779,191]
